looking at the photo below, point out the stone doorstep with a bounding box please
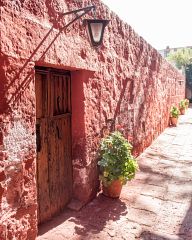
[67,199,85,211]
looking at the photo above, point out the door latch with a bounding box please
[36,124,41,152]
[56,125,62,139]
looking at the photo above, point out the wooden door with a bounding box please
[35,68,72,224]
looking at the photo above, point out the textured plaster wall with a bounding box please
[0,0,185,239]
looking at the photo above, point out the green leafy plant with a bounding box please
[98,131,138,187]
[179,99,186,109]
[170,106,180,118]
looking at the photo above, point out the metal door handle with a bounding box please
[56,125,62,139]
[57,96,61,114]
[36,124,41,152]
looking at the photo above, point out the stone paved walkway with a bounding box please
[37,107,192,240]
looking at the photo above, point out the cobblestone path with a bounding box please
[37,108,192,240]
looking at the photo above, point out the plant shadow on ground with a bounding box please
[38,193,127,238]
[70,194,127,237]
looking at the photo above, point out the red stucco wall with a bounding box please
[0,0,185,239]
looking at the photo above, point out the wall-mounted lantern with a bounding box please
[61,5,110,47]
[83,19,110,47]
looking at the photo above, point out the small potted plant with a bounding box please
[170,106,180,126]
[98,131,138,198]
[179,99,186,115]
[185,99,189,109]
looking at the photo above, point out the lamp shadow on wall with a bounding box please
[113,78,132,122]
[102,78,133,135]
[3,16,67,114]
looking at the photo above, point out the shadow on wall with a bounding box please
[1,13,70,114]
[101,78,133,135]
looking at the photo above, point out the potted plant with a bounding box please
[185,98,189,109]
[179,99,186,115]
[98,131,138,198]
[170,106,180,126]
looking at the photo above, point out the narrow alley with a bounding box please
[37,107,192,240]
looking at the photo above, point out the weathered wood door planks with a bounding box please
[35,68,72,224]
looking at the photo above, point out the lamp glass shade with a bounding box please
[84,19,109,47]
[90,22,103,43]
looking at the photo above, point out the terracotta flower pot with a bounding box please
[170,117,178,126]
[102,179,123,198]
[180,108,185,115]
